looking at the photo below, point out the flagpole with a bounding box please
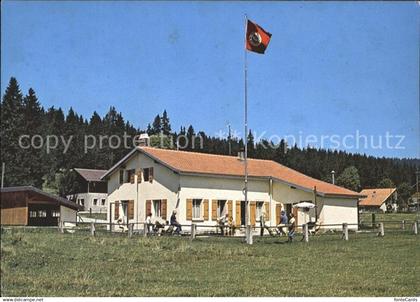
[244,14,250,230]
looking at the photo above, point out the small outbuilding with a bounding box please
[359,188,397,213]
[0,186,81,226]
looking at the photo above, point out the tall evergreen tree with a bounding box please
[161,110,171,135]
[0,77,26,186]
[151,114,161,135]
[247,130,255,158]
[21,88,46,187]
[186,125,195,151]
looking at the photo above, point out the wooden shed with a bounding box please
[0,186,82,226]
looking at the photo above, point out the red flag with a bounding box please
[245,20,272,54]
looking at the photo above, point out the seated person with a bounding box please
[153,217,166,236]
[227,215,235,236]
[217,213,228,235]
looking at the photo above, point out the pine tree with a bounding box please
[21,88,46,187]
[86,111,104,168]
[161,110,171,135]
[0,77,26,186]
[247,130,255,158]
[186,125,195,151]
[63,108,83,169]
[151,114,161,135]
[146,123,152,135]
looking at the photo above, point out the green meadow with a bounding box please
[1,223,419,297]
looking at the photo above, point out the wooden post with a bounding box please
[143,222,148,237]
[371,213,376,228]
[128,223,133,238]
[342,223,349,241]
[191,223,196,240]
[1,162,5,188]
[246,225,253,245]
[401,220,405,230]
[90,222,95,237]
[378,222,384,237]
[303,223,309,243]
[413,221,418,235]
[58,219,64,233]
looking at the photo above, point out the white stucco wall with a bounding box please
[106,152,179,229]
[178,174,272,227]
[317,197,359,230]
[105,149,360,232]
[73,192,108,213]
[60,205,77,223]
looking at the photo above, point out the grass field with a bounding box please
[359,212,418,223]
[78,212,107,221]
[1,226,419,297]
[359,212,419,230]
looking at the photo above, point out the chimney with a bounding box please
[138,133,150,147]
[237,150,245,161]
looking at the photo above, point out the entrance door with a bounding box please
[285,204,292,217]
[121,201,128,224]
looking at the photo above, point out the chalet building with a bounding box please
[410,192,420,204]
[359,188,397,213]
[67,168,108,213]
[101,147,363,232]
[0,186,81,226]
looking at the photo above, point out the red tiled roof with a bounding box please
[359,188,396,206]
[139,147,362,198]
[74,168,107,182]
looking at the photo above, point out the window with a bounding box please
[93,199,98,206]
[143,168,150,182]
[153,200,161,217]
[256,202,264,221]
[38,210,47,218]
[51,210,60,217]
[193,199,202,219]
[217,200,226,217]
[80,199,85,206]
[29,211,37,218]
[126,169,135,183]
[143,167,154,183]
[101,199,106,206]
[119,170,124,184]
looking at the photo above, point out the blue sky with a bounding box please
[1,1,419,158]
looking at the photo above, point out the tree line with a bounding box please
[1,77,418,203]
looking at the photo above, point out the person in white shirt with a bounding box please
[145,212,153,234]
[217,214,227,235]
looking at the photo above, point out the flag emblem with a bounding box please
[245,20,272,54]
[249,32,262,47]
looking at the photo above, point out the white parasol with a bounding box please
[293,202,316,209]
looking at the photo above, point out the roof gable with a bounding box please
[74,168,107,182]
[359,188,396,206]
[0,186,82,210]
